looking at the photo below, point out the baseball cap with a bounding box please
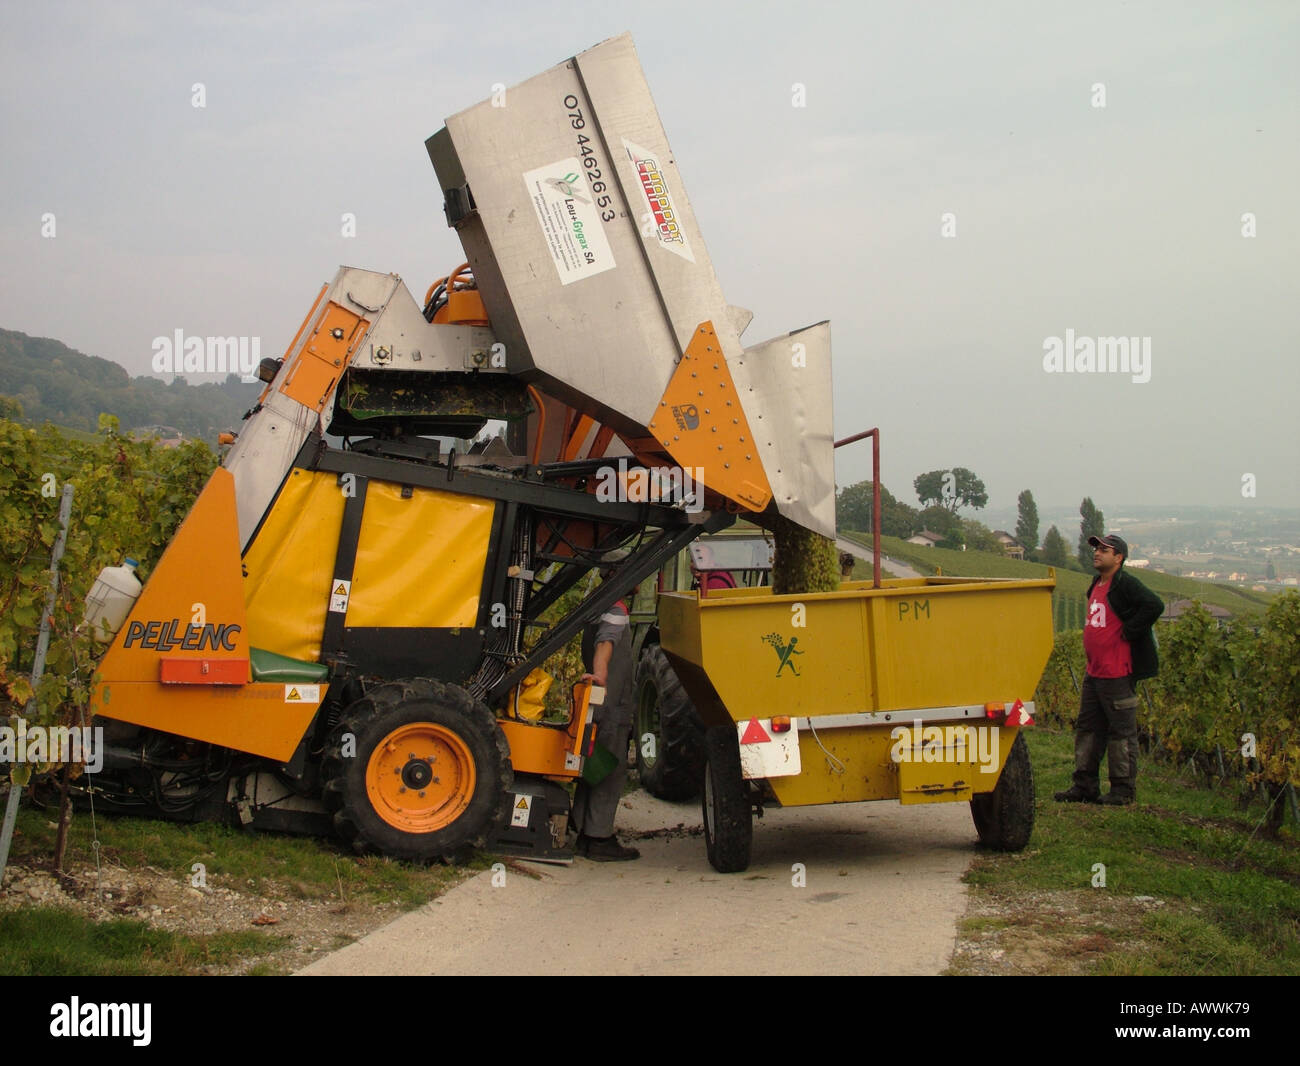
[1088,533,1128,558]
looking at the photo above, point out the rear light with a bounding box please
[771,715,791,733]
[984,702,1007,723]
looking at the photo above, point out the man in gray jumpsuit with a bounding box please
[572,572,641,861]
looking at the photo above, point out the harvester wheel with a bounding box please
[970,731,1035,851]
[702,724,752,873]
[635,644,706,801]
[320,678,512,862]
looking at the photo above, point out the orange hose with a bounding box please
[424,262,472,310]
[446,262,472,294]
[424,278,446,309]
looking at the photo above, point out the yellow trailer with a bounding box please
[657,573,1056,871]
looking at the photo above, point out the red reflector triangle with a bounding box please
[740,718,771,744]
[1007,698,1035,727]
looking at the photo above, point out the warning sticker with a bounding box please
[523,159,616,285]
[564,752,581,772]
[623,138,694,262]
[511,793,533,828]
[328,579,351,614]
[284,684,321,703]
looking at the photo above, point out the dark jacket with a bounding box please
[1086,566,1164,681]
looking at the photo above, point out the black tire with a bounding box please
[320,678,512,862]
[970,731,1035,851]
[635,644,706,801]
[702,725,752,873]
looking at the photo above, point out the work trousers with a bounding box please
[571,696,632,839]
[1073,674,1140,799]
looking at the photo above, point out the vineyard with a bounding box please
[1034,597,1300,834]
[0,403,217,756]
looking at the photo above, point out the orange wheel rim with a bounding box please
[365,723,477,833]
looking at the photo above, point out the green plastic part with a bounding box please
[249,647,329,684]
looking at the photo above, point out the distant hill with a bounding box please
[0,328,261,441]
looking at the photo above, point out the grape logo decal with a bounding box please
[624,137,695,262]
[672,403,700,430]
[544,171,590,204]
[762,632,804,677]
[523,158,616,285]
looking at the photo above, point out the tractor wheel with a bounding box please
[970,731,1035,851]
[702,724,752,873]
[635,644,706,801]
[320,678,512,862]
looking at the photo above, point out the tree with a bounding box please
[1041,525,1070,568]
[1078,497,1105,569]
[1015,490,1040,552]
[914,467,988,513]
[917,505,962,541]
[962,518,1006,554]
[835,480,919,538]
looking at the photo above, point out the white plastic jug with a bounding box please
[84,558,142,641]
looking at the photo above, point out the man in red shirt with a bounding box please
[1054,534,1164,806]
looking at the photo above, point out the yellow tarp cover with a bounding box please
[242,470,496,661]
[348,480,493,628]
[242,470,346,663]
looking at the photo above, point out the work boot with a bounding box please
[1099,791,1135,806]
[577,835,640,861]
[1053,785,1100,803]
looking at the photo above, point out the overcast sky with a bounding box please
[1,1,1296,514]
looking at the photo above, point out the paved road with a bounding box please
[836,537,923,579]
[298,791,977,976]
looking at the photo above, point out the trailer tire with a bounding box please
[635,644,706,801]
[702,724,752,873]
[320,678,513,862]
[970,731,1034,851]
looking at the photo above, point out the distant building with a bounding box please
[128,425,185,449]
[1162,599,1233,622]
[1127,558,1150,568]
[906,530,944,548]
[992,531,1025,560]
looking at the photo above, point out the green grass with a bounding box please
[3,803,491,974]
[963,728,1300,975]
[10,805,485,908]
[0,906,290,976]
[840,531,1274,623]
